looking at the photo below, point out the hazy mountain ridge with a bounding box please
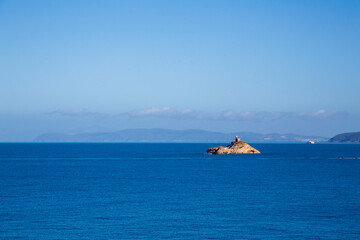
[34,128,327,143]
[328,131,360,143]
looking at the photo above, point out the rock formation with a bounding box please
[207,136,261,154]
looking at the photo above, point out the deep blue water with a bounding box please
[0,143,359,239]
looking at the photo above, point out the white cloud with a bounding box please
[215,109,349,122]
[215,111,286,122]
[294,109,349,120]
[129,107,175,116]
[127,107,203,119]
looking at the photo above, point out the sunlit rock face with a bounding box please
[207,136,261,154]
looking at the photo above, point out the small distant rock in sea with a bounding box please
[207,136,261,154]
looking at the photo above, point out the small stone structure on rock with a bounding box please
[207,136,260,154]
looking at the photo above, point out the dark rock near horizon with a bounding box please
[328,132,360,143]
[207,136,261,154]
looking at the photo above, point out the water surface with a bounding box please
[0,143,359,239]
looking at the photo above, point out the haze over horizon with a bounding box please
[1,0,359,141]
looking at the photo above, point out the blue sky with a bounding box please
[0,0,359,141]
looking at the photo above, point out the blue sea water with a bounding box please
[0,143,359,239]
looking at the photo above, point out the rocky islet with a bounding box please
[207,136,261,154]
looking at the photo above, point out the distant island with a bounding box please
[328,131,360,143]
[34,128,327,143]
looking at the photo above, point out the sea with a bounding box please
[0,143,359,239]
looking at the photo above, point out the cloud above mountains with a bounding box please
[46,109,107,118]
[294,109,349,120]
[46,107,349,122]
[216,109,349,121]
[127,107,203,119]
[126,107,349,121]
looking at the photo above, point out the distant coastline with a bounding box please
[328,131,360,143]
[34,128,327,143]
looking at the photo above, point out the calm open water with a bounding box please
[0,143,359,239]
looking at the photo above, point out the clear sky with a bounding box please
[0,0,359,141]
